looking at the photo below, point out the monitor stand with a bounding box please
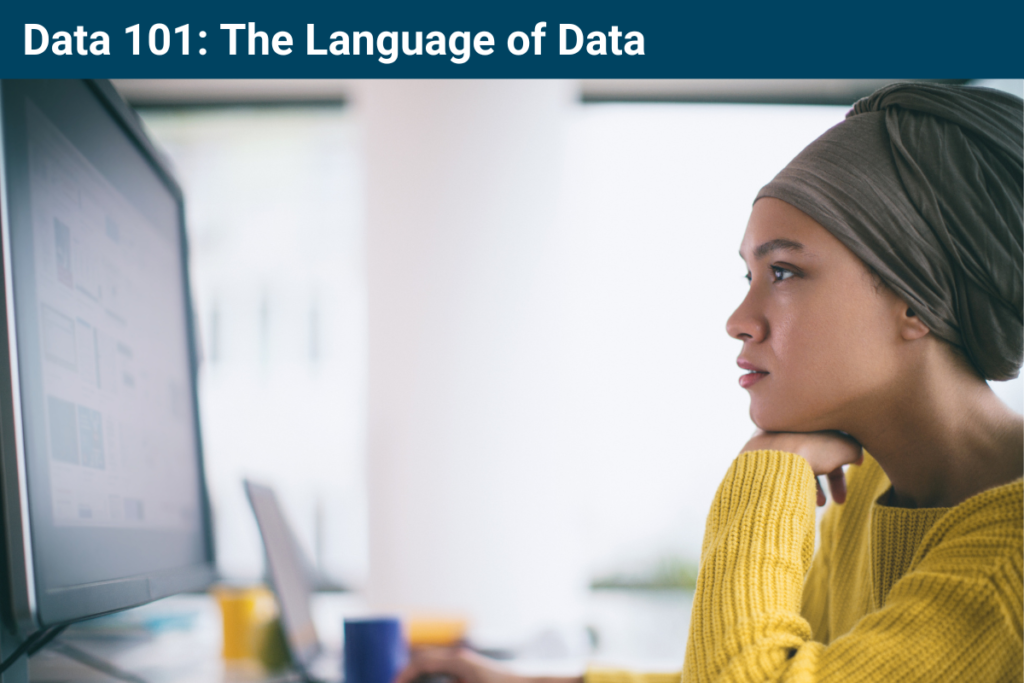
[0,619,28,683]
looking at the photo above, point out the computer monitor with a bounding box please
[0,79,215,663]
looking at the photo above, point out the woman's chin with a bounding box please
[749,404,816,434]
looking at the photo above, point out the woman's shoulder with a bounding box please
[924,477,1023,550]
[903,477,1023,598]
[846,453,1023,551]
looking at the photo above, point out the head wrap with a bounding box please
[756,82,1023,380]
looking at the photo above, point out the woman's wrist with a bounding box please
[528,677,583,683]
[740,430,863,505]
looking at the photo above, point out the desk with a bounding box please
[28,593,353,683]
[28,590,689,682]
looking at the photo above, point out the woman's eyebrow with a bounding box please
[752,238,805,260]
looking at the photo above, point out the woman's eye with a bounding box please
[771,266,794,282]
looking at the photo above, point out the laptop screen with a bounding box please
[245,480,321,667]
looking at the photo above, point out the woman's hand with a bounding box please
[741,430,864,506]
[393,647,518,683]
[392,648,581,683]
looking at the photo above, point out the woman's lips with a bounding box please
[737,359,769,388]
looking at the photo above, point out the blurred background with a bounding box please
[115,78,1023,668]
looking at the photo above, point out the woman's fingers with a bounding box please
[826,466,848,505]
[742,430,863,476]
[395,647,514,683]
[395,648,463,683]
[816,465,852,507]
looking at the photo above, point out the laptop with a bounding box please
[244,479,343,683]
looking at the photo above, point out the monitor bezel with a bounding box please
[0,79,216,633]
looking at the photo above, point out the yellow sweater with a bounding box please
[587,450,1023,683]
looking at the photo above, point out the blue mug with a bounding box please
[344,617,408,683]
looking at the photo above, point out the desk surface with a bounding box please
[28,590,689,682]
[29,593,351,683]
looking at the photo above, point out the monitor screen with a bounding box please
[1,80,214,627]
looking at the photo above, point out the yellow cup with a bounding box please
[212,585,278,661]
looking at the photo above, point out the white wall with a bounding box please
[361,81,587,646]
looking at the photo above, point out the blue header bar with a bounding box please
[3,0,1022,78]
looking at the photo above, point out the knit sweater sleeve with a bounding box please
[680,449,1023,683]
[799,494,837,643]
[584,668,682,683]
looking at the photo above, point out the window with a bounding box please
[139,105,367,587]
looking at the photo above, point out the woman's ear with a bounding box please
[899,307,931,341]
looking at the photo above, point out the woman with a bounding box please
[394,83,1023,682]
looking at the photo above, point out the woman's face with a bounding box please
[727,198,910,433]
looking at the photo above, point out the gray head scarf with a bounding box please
[756,82,1023,380]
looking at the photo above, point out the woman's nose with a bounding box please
[726,289,767,342]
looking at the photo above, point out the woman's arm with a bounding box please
[393,646,685,683]
[682,447,1022,682]
[393,647,582,683]
[798,500,836,645]
[682,450,819,682]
